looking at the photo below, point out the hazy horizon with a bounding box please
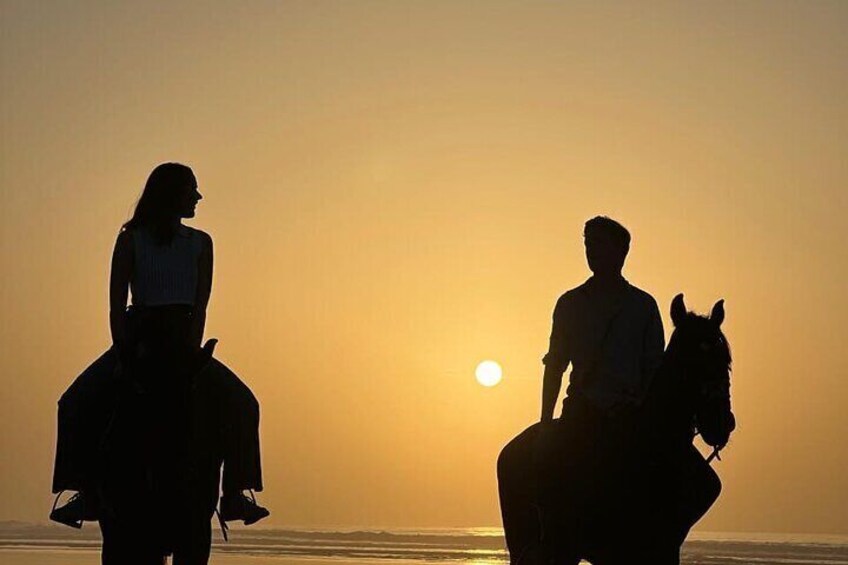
[1,1,847,536]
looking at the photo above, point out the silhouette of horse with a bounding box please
[54,337,259,564]
[498,294,735,565]
[98,341,229,565]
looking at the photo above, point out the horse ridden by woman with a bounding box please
[498,293,735,565]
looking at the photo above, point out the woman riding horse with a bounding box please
[51,163,269,564]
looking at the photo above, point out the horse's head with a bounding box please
[668,293,735,451]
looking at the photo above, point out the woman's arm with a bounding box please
[109,230,133,355]
[190,231,213,350]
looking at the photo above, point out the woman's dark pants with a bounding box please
[52,307,263,564]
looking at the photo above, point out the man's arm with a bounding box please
[541,363,567,422]
[541,296,570,422]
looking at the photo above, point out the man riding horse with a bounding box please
[498,216,666,561]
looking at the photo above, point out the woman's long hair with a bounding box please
[123,163,196,243]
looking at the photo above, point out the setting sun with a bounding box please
[475,361,503,387]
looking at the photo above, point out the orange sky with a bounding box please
[1,1,846,534]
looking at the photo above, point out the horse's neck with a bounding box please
[643,358,694,446]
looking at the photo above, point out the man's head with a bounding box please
[583,216,631,276]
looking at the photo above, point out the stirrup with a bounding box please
[214,507,229,542]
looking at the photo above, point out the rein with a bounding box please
[693,365,731,467]
[691,428,724,465]
[705,446,722,465]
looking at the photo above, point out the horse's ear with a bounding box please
[710,299,725,327]
[671,293,687,327]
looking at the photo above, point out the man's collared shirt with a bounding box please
[544,278,665,412]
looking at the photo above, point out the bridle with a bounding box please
[695,365,732,466]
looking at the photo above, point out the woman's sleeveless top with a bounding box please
[130,226,204,307]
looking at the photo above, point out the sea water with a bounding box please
[2,522,847,564]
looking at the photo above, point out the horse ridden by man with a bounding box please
[498,217,735,565]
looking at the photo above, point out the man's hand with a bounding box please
[533,419,560,471]
[532,419,560,503]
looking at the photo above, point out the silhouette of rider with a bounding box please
[50,163,269,564]
[498,216,664,561]
[541,216,664,423]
